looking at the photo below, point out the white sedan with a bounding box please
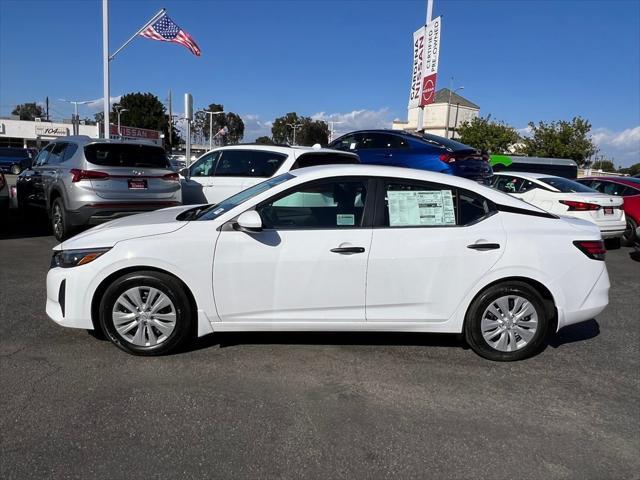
[46,165,610,361]
[492,171,626,240]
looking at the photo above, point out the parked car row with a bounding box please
[0,146,36,175]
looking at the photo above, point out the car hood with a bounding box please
[56,205,194,251]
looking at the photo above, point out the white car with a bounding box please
[492,171,626,240]
[46,165,610,361]
[180,145,359,205]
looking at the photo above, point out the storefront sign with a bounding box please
[109,125,160,140]
[35,126,69,136]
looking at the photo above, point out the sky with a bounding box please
[1,0,639,166]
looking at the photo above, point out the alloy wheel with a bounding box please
[111,286,177,347]
[52,203,64,239]
[480,295,539,352]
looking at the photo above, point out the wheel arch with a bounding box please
[464,276,558,332]
[90,265,199,335]
[48,186,65,212]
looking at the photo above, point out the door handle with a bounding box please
[467,243,500,251]
[330,247,365,254]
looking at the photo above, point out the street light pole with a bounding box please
[286,122,303,145]
[445,81,464,139]
[59,99,92,135]
[115,106,128,137]
[327,121,344,143]
[199,110,226,151]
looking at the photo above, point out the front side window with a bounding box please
[62,143,78,162]
[493,176,525,193]
[47,143,67,165]
[190,152,220,177]
[34,144,54,166]
[257,179,368,229]
[330,134,359,151]
[600,182,625,196]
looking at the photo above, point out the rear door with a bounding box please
[366,179,505,322]
[84,143,179,201]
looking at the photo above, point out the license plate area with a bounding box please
[128,178,148,190]
[603,207,614,215]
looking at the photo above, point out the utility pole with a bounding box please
[168,89,173,152]
[46,97,49,121]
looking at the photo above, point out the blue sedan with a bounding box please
[329,130,493,185]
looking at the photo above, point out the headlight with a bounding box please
[50,248,111,268]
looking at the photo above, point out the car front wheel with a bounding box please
[464,282,549,361]
[50,197,73,241]
[99,271,195,355]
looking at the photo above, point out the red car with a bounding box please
[577,176,640,245]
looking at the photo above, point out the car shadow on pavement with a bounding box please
[629,250,640,262]
[187,331,467,353]
[547,318,600,348]
[0,210,51,240]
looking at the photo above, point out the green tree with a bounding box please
[618,163,640,176]
[113,92,167,131]
[590,159,616,172]
[457,116,521,154]
[195,103,245,145]
[523,117,598,166]
[271,112,329,145]
[254,136,274,145]
[12,102,44,121]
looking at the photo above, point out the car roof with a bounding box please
[204,144,356,157]
[288,164,547,212]
[49,136,160,147]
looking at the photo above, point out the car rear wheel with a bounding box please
[51,197,73,241]
[621,218,637,247]
[10,164,21,175]
[464,282,549,361]
[99,271,195,356]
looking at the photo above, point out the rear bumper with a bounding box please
[68,202,182,226]
[600,227,626,239]
[557,265,610,330]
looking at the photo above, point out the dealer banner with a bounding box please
[420,16,441,106]
[408,26,426,109]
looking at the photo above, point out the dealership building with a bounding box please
[0,117,163,148]
[393,88,480,139]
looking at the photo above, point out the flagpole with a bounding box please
[102,0,110,139]
[109,8,166,61]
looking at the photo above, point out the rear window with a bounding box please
[419,134,475,152]
[292,152,359,169]
[84,143,169,168]
[540,177,596,193]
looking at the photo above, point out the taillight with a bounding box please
[573,240,606,261]
[70,169,110,182]
[162,172,179,182]
[439,153,455,163]
[560,200,601,211]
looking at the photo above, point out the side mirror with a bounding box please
[235,210,263,233]
[179,167,190,179]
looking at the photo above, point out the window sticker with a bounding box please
[349,142,357,150]
[388,190,456,226]
[336,214,355,226]
[213,207,225,215]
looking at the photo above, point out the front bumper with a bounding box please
[46,266,94,329]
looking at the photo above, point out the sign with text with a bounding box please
[408,26,426,108]
[35,125,69,137]
[419,16,441,106]
[109,125,160,140]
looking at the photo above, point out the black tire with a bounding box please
[10,164,21,175]
[99,271,195,356]
[604,237,621,250]
[464,281,550,361]
[50,197,74,241]
[621,218,637,247]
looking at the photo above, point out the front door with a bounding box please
[213,177,373,323]
[366,179,506,322]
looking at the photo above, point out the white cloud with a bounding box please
[241,114,273,141]
[591,126,640,167]
[516,125,532,138]
[311,108,393,138]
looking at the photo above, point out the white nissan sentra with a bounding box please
[46,165,610,361]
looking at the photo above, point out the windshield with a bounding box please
[195,172,294,221]
[541,177,597,193]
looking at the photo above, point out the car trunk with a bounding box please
[559,193,625,225]
[84,143,179,200]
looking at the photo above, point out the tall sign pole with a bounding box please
[415,0,433,133]
[102,0,110,139]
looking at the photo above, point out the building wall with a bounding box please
[394,104,479,139]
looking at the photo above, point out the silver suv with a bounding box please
[16,136,181,241]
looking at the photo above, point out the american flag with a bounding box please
[140,12,201,56]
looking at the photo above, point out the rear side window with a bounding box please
[62,143,78,162]
[540,177,596,193]
[382,180,494,227]
[292,152,359,169]
[215,150,286,177]
[84,144,169,168]
[600,182,625,196]
[493,176,525,193]
[47,143,67,165]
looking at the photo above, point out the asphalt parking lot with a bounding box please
[1,210,639,480]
